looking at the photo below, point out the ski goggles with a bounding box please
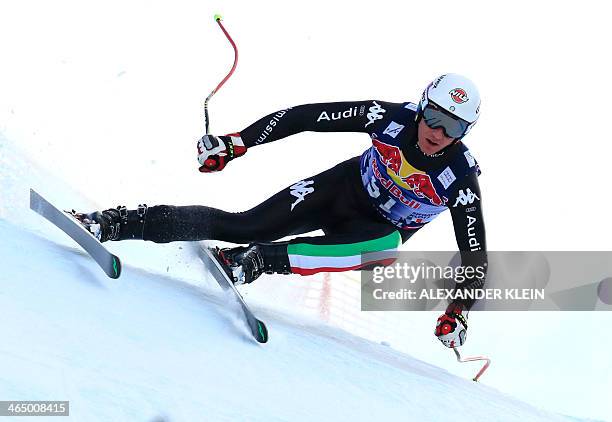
[422,103,470,139]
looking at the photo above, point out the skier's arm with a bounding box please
[196,100,403,172]
[448,173,488,310]
[238,101,403,148]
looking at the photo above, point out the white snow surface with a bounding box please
[0,220,590,422]
[0,132,597,422]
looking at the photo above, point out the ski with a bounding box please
[29,189,122,279]
[198,246,268,343]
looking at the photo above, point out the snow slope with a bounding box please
[0,135,595,422]
[0,219,590,422]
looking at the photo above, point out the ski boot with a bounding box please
[216,242,293,285]
[69,208,122,242]
[69,204,148,242]
[217,244,266,285]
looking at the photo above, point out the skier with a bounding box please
[77,73,486,348]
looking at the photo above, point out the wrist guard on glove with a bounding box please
[197,132,247,173]
[435,302,468,348]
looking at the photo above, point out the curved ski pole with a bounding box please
[204,14,239,134]
[453,347,491,382]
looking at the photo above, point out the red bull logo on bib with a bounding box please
[371,139,447,207]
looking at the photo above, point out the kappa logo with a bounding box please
[365,101,386,127]
[289,180,315,211]
[382,121,405,138]
[453,188,480,207]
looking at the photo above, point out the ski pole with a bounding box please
[453,347,491,382]
[204,14,239,135]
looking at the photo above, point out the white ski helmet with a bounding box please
[418,73,481,138]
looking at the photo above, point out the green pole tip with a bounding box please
[214,14,223,22]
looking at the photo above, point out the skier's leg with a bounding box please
[285,223,404,275]
[222,219,405,284]
[91,158,359,243]
[250,221,403,277]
